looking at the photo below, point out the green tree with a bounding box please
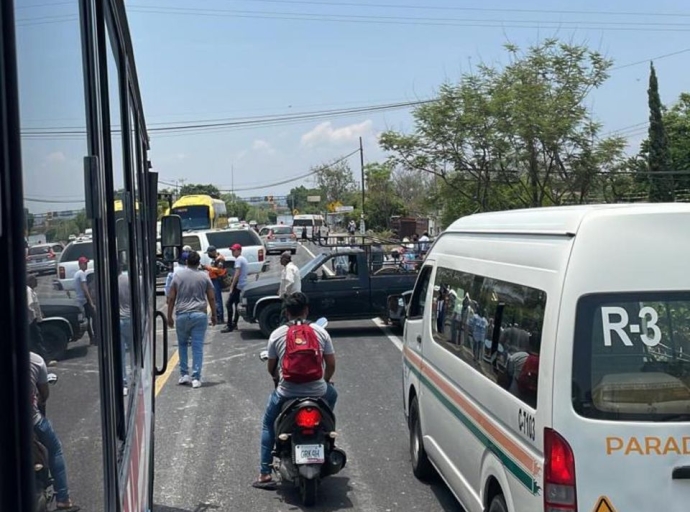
[363,162,407,230]
[646,62,674,202]
[180,183,222,199]
[380,39,626,225]
[660,93,690,194]
[287,185,323,213]
[73,210,90,233]
[26,212,35,232]
[313,160,356,204]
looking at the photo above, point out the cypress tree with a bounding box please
[647,62,674,202]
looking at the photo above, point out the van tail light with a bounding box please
[544,428,577,511]
[290,233,296,240]
[258,248,264,262]
[59,266,65,279]
[48,249,55,259]
[295,407,321,428]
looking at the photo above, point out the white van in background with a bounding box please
[292,214,324,239]
[402,204,690,512]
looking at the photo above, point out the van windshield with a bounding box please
[573,292,690,422]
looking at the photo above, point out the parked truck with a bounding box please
[239,246,420,337]
[390,216,436,239]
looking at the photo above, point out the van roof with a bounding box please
[446,203,690,236]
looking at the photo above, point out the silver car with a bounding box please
[26,243,64,276]
[259,224,298,255]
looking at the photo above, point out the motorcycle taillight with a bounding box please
[295,407,321,428]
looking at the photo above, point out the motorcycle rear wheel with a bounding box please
[299,477,318,507]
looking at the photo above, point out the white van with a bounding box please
[293,214,324,239]
[402,204,690,512]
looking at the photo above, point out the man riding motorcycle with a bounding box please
[253,292,337,489]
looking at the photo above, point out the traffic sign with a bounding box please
[335,205,354,212]
[293,209,299,215]
[593,496,617,512]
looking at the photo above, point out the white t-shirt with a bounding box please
[27,286,42,324]
[279,262,301,296]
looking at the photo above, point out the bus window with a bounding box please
[171,205,212,231]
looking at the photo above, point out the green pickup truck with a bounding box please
[239,246,420,337]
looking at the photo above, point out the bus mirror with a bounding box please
[162,247,178,264]
[115,218,128,252]
[161,215,182,249]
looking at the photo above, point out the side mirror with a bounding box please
[47,373,58,385]
[307,271,318,282]
[161,215,182,248]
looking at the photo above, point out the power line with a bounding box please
[127,5,690,31]
[236,0,690,18]
[610,48,690,70]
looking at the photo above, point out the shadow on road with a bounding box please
[326,324,388,339]
[274,475,355,511]
[153,505,220,512]
[61,344,90,361]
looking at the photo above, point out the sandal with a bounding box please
[252,477,277,490]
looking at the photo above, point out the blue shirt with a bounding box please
[73,269,88,305]
[234,255,249,290]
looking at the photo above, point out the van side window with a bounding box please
[408,266,432,319]
[432,266,547,409]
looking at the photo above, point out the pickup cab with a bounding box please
[240,247,420,337]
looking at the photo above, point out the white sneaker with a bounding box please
[178,375,191,385]
[123,386,128,397]
[192,379,201,389]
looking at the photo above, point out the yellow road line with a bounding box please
[155,350,179,397]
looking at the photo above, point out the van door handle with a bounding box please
[672,466,690,479]
[416,335,422,343]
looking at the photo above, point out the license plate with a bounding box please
[280,238,287,242]
[294,444,324,464]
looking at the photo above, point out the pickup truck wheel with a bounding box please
[290,249,297,255]
[38,323,69,361]
[258,303,283,338]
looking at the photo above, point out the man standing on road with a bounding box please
[278,251,301,325]
[222,243,248,333]
[27,274,50,360]
[167,251,217,389]
[253,292,337,489]
[30,351,80,511]
[204,245,226,324]
[73,256,97,345]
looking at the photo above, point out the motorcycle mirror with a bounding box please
[47,373,58,385]
[314,317,328,328]
[259,350,269,361]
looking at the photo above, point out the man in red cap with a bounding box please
[74,256,97,344]
[222,243,248,332]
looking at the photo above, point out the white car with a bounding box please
[56,239,94,291]
[181,229,268,276]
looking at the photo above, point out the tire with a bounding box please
[291,249,297,255]
[409,396,434,480]
[38,323,69,361]
[258,302,283,338]
[488,494,508,512]
[300,477,318,507]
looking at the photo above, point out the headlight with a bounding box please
[398,298,404,307]
[78,313,84,321]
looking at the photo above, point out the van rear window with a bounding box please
[61,242,93,262]
[573,292,690,422]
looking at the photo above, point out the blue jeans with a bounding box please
[121,317,132,386]
[176,311,208,380]
[211,279,224,322]
[34,416,70,503]
[260,384,338,475]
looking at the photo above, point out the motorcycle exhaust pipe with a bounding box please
[322,448,347,477]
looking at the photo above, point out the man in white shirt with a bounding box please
[27,274,49,359]
[278,251,301,325]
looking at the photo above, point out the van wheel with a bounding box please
[38,323,69,361]
[291,249,297,255]
[409,396,434,481]
[258,303,283,338]
[488,494,508,512]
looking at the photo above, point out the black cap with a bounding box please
[206,245,217,254]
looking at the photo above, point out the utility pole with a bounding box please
[359,136,366,234]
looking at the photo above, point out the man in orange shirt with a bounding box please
[205,246,226,324]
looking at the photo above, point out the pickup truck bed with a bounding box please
[239,247,419,337]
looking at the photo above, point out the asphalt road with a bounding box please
[39,244,462,511]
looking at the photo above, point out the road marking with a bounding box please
[372,317,403,352]
[155,350,179,397]
[300,242,316,259]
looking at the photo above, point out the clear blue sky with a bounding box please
[15,0,690,213]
